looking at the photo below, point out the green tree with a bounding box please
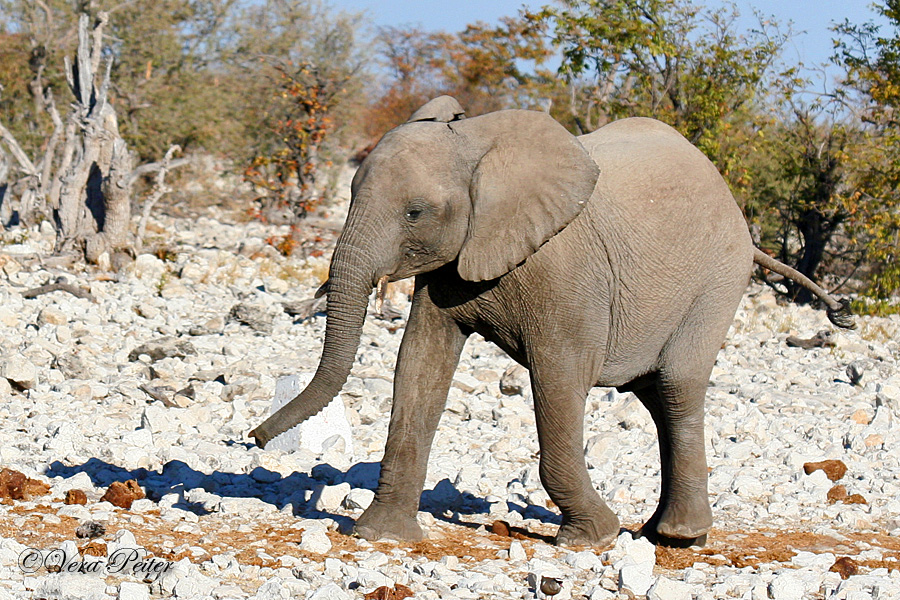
[832,0,900,303]
[525,0,790,187]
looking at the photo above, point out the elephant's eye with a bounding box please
[405,207,423,222]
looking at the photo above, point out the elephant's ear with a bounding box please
[407,95,466,123]
[456,110,599,282]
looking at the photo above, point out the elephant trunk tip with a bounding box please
[248,428,270,449]
[826,298,856,330]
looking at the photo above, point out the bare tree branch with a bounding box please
[0,123,38,176]
[128,157,191,186]
[137,145,182,246]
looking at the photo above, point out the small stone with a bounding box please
[308,583,351,599]
[37,306,68,326]
[864,434,884,448]
[75,520,106,539]
[769,572,804,600]
[229,302,274,334]
[846,493,867,504]
[0,468,49,500]
[250,467,281,483]
[827,485,848,503]
[851,409,870,425]
[100,480,145,509]
[299,528,332,554]
[540,576,563,597]
[313,482,352,512]
[500,363,530,396]
[363,584,413,600]
[118,581,150,600]
[34,573,108,600]
[803,459,848,481]
[452,373,482,393]
[342,488,375,511]
[648,576,692,600]
[0,356,37,389]
[0,376,11,397]
[127,337,196,362]
[65,489,88,505]
[54,353,91,379]
[509,540,527,562]
[491,520,512,537]
[618,563,654,597]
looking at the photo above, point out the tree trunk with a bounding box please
[55,13,134,261]
[792,210,840,304]
[0,151,8,230]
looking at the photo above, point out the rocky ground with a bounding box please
[0,178,899,600]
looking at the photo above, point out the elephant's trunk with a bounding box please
[250,223,377,448]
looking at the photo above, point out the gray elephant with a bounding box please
[251,97,853,547]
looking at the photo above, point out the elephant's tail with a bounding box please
[753,248,856,330]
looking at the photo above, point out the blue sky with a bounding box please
[334,0,891,82]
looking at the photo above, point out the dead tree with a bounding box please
[55,13,134,262]
[0,150,9,229]
[0,12,134,262]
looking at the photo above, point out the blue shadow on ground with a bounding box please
[44,457,561,531]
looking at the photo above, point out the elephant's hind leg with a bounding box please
[530,368,620,547]
[634,290,742,546]
[633,380,711,547]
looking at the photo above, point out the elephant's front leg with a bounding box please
[530,365,621,547]
[354,282,468,541]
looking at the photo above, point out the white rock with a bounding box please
[307,582,351,599]
[606,532,656,569]
[172,572,216,598]
[299,528,332,554]
[791,551,835,569]
[313,482,352,512]
[648,576,692,600]
[0,356,37,389]
[769,572,805,600]
[508,540,527,562]
[499,363,529,396]
[356,567,393,589]
[265,374,354,454]
[619,563,654,597]
[33,574,108,600]
[565,550,602,571]
[117,581,150,600]
[342,488,375,511]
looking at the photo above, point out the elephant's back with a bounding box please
[577,117,751,264]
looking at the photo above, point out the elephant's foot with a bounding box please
[639,498,711,547]
[354,502,424,542]
[554,509,620,548]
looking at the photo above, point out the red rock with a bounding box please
[364,584,413,600]
[830,556,859,579]
[827,485,848,503]
[491,520,512,537]
[65,489,88,505]
[0,468,49,500]
[803,460,848,481]
[100,480,145,509]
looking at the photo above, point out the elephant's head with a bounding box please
[250,96,600,447]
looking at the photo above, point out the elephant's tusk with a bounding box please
[375,275,389,314]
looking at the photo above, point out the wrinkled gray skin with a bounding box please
[251,97,852,547]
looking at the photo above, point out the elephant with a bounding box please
[250,96,854,547]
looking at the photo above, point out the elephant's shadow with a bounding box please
[45,456,562,535]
